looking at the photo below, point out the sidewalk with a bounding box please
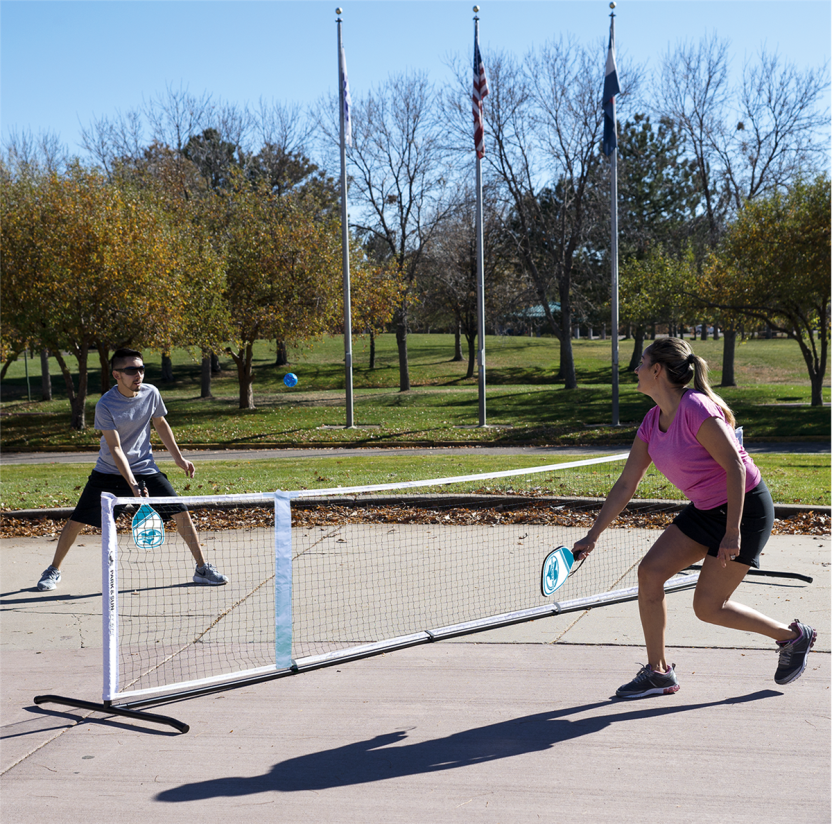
[1,440,829,465]
[1,529,829,823]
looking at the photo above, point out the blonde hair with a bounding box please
[643,338,736,428]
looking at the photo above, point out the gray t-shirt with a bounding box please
[93,384,167,475]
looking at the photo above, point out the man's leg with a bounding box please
[51,519,86,569]
[172,511,206,567]
[37,519,86,590]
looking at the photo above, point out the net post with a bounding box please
[274,492,295,669]
[101,492,119,702]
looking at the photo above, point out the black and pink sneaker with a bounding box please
[774,620,817,685]
[616,663,680,699]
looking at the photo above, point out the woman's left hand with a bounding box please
[718,530,741,568]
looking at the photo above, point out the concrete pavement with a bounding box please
[1,526,829,823]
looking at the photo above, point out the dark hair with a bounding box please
[643,338,736,428]
[110,348,143,372]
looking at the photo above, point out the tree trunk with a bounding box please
[465,332,476,379]
[557,283,577,389]
[229,344,255,409]
[275,340,288,366]
[40,349,52,401]
[200,350,213,398]
[97,344,110,393]
[54,345,90,430]
[395,308,410,392]
[700,322,709,341]
[713,324,720,341]
[720,329,737,387]
[453,322,464,362]
[369,329,376,369]
[211,352,221,373]
[161,352,174,382]
[628,327,646,371]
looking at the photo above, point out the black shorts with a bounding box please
[672,479,774,569]
[70,470,186,528]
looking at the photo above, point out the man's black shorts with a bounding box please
[672,479,774,569]
[70,470,186,528]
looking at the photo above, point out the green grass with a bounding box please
[1,452,828,511]
[1,334,829,451]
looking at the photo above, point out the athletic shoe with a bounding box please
[193,563,228,586]
[774,620,817,685]
[616,663,680,699]
[37,566,61,591]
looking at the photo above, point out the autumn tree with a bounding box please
[221,180,344,408]
[656,35,830,374]
[619,245,698,368]
[0,163,221,428]
[699,176,830,406]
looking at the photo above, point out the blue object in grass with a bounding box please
[284,373,298,388]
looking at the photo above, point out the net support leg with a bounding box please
[33,694,189,734]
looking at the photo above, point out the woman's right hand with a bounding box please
[572,536,596,561]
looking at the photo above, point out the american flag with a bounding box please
[602,21,620,157]
[473,29,489,159]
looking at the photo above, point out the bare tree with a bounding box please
[656,35,829,384]
[418,185,518,378]
[321,71,454,391]
[446,40,637,389]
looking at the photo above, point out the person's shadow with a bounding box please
[156,689,780,801]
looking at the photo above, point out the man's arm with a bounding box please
[101,429,145,498]
[152,416,196,478]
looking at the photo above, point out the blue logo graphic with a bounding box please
[132,504,165,549]
[283,373,298,387]
[541,546,574,597]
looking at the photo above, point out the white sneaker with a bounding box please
[37,566,61,591]
[193,563,228,586]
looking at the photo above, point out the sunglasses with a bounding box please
[118,366,145,375]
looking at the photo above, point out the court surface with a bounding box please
[2,530,829,823]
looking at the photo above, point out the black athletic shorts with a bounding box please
[672,479,774,569]
[70,470,186,528]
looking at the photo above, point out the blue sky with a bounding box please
[2,0,830,157]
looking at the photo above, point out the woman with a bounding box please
[573,338,816,699]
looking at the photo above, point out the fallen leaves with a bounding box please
[1,503,827,538]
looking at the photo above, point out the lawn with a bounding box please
[1,452,829,511]
[1,334,829,451]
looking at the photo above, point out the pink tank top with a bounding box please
[636,390,761,510]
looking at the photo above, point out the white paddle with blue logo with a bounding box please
[540,546,580,597]
[131,481,165,549]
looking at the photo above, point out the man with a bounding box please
[37,348,228,591]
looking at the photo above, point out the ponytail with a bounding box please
[644,339,736,428]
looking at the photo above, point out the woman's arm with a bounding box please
[696,416,746,567]
[572,437,653,560]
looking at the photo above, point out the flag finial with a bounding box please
[473,5,480,12]
[609,2,616,8]
[336,7,343,15]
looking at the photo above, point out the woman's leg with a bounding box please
[638,525,708,671]
[692,555,796,642]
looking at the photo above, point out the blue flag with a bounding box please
[602,22,620,157]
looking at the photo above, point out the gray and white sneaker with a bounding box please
[616,663,680,699]
[774,620,816,685]
[193,563,228,586]
[37,566,61,591]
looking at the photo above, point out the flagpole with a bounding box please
[337,8,354,428]
[606,3,620,427]
[474,7,487,427]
